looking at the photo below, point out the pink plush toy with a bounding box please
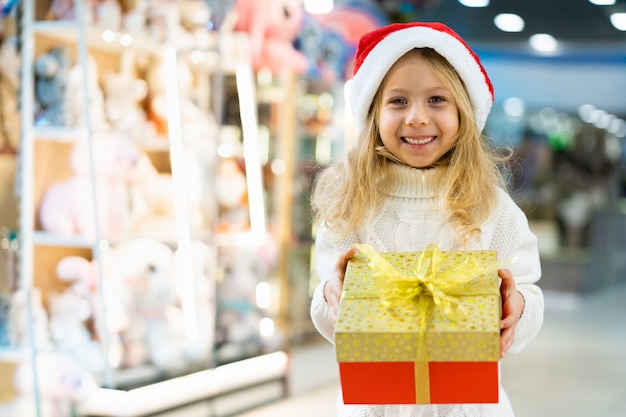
[38,132,141,238]
[233,0,309,73]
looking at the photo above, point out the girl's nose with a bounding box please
[405,103,429,126]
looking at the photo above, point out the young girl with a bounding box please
[310,22,544,417]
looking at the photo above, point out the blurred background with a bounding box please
[0,0,625,416]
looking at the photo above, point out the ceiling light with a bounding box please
[458,0,489,7]
[610,13,626,30]
[494,13,525,32]
[529,33,558,53]
[588,0,616,5]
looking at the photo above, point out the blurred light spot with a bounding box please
[259,317,275,337]
[610,13,626,31]
[503,97,526,118]
[256,282,271,309]
[529,33,558,53]
[459,0,489,7]
[494,14,525,32]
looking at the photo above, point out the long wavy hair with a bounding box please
[311,48,510,243]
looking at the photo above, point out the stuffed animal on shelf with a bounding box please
[7,288,53,350]
[127,151,178,238]
[48,0,95,23]
[101,238,188,372]
[34,46,72,127]
[65,54,110,132]
[215,239,279,362]
[102,52,153,143]
[51,255,107,374]
[0,351,99,417]
[38,132,141,238]
[215,157,249,233]
[233,0,309,74]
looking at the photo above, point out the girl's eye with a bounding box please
[390,98,407,105]
[429,96,446,103]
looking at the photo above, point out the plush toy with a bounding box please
[65,54,109,132]
[94,0,123,30]
[38,132,141,238]
[143,54,217,138]
[177,0,213,50]
[0,351,99,417]
[215,240,279,361]
[121,0,149,32]
[298,4,386,81]
[102,238,188,372]
[127,151,178,238]
[215,157,249,232]
[102,52,153,143]
[51,255,107,373]
[8,288,53,350]
[296,14,354,82]
[34,46,72,127]
[48,0,95,23]
[233,0,309,73]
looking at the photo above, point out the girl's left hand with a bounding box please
[499,268,525,358]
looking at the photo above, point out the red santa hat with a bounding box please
[349,22,494,133]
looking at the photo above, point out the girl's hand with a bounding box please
[323,247,357,325]
[499,268,525,358]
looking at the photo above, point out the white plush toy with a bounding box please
[8,288,53,350]
[126,151,178,238]
[0,351,99,417]
[65,54,109,132]
[53,239,190,372]
[38,132,141,238]
[101,238,188,372]
[102,52,153,143]
[51,255,107,374]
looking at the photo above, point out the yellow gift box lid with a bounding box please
[336,248,501,362]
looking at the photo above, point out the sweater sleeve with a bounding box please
[310,226,341,344]
[493,192,545,355]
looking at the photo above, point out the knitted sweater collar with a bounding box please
[385,163,442,199]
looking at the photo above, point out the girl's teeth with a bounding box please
[404,136,435,145]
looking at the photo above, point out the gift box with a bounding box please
[335,244,501,405]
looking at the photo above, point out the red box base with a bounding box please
[339,361,499,404]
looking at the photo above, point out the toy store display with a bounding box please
[2,0,369,412]
[215,238,281,364]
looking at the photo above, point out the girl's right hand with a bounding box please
[323,247,357,325]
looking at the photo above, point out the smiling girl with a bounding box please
[310,22,544,417]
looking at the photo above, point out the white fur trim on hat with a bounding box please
[349,23,493,134]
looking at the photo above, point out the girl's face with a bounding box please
[377,52,460,168]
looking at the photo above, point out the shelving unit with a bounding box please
[6,1,291,415]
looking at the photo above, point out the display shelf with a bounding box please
[9,2,293,415]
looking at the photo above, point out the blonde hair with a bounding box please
[311,48,510,243]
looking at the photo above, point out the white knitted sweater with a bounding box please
[310,164,544,417]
